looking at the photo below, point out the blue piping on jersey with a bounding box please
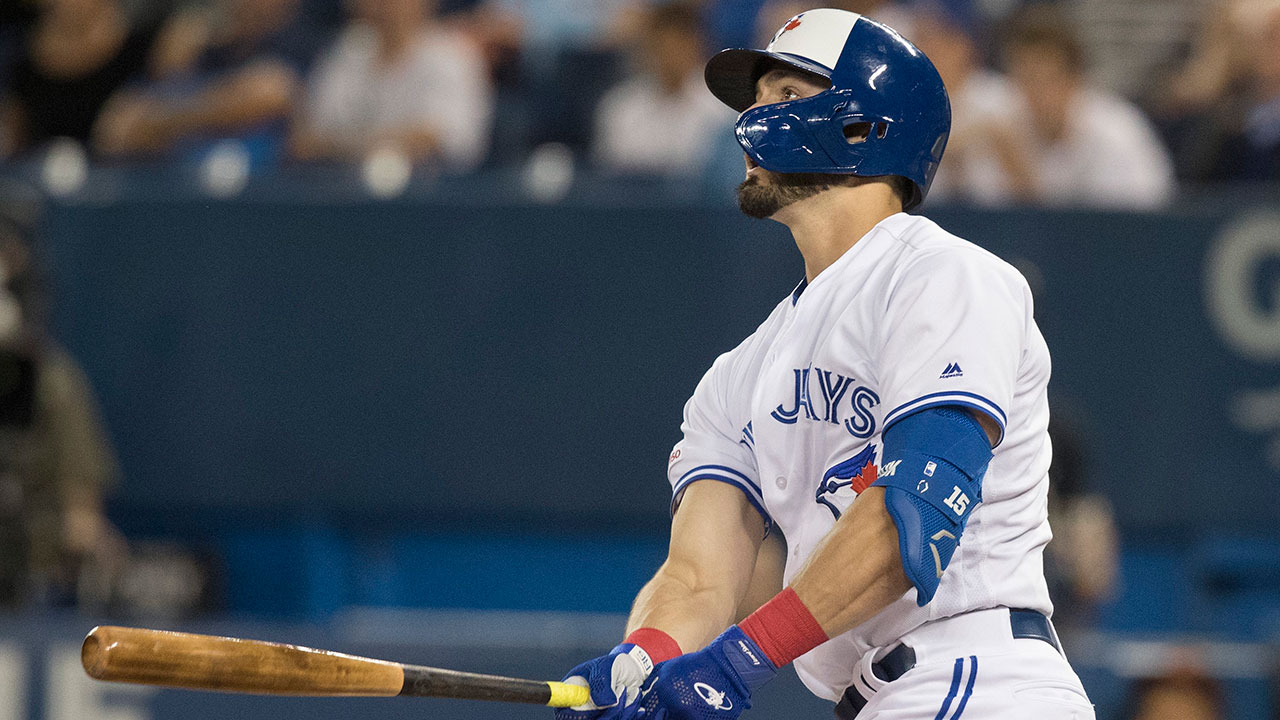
[933,658,964,720]
[883,392,1007,447]
[949,656,978,719]
[885,391,1007,425]
[791,278,808,305]
[884,399,1006,448]
[676,464,763,495]
[671,472,773,532]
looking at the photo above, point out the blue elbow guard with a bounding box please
[872,407,993,606]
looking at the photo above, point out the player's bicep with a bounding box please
[666,480,766,602]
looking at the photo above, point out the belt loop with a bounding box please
[858,648,891,694]
[1009,608,1062,654]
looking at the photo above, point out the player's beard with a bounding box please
[736,170,847,219]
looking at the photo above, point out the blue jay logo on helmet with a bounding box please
[704,9,951,209]
[771,13,806,43]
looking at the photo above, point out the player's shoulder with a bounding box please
[706,290,795,373]
[876,213,1026,286]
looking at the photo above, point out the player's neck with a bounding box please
[775,185,902,282]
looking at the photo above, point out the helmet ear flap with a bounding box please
[736,91,898,176]
[736,96,838,172]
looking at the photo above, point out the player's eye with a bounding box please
[780,86,800,101]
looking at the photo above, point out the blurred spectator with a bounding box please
[467,0,635,158]
[444,1,523,82]
[1042,410,1119,636]
[289,0,493,169]
[482,0,633,55]
[1,0,165,159]
[912,4,1033,206]
[700,0,771,50]
[1155,0,1280,182]
[997,6,1175,209]
[1124,667,1225,720]
[0,201,126,610]
[591,2,733,175]
[93,0,321,164]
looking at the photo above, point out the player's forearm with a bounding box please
[626,559,748,653]
[622,481,765,652]
[788,487,911,637]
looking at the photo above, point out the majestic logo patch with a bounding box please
[694,682,733,711]
[940,362,964,379]
[816,444,878,518]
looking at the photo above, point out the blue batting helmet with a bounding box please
[704,9,951,210]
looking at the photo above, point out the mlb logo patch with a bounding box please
[924,461,937,477]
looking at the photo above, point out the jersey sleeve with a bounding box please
[876,248,1030,446]
[667,351,771,530]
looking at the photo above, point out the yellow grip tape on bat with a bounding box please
[546,681,591,708]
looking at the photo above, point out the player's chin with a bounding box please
[736,179,784,219]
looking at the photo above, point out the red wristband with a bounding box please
[738,588,829,667]
[624,627,682,664]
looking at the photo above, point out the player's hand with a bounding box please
[555,643,655,720]
[637,626,776,720]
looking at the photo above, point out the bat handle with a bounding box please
[547,681,591,708]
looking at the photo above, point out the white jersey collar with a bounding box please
[794,211,912,304]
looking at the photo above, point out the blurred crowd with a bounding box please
[0,0,1275,206]
[0,183,210,617]
[0,184,125,612]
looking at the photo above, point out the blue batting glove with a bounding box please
[555,642,656,720]
[637,626,777,720]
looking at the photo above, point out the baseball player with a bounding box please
[557,9,1095,720]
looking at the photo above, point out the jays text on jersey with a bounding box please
[666,211,1054,701]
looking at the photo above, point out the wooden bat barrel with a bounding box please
[82,626,405,696]
[81,626,590,707]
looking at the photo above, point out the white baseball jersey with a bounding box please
[666,212,1055,701]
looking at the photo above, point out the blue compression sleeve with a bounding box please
[871,406,993,606]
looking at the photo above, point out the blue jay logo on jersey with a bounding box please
[816,443,878,518]
[771,367,879,438]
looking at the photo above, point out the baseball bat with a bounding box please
[81,625,590,707]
